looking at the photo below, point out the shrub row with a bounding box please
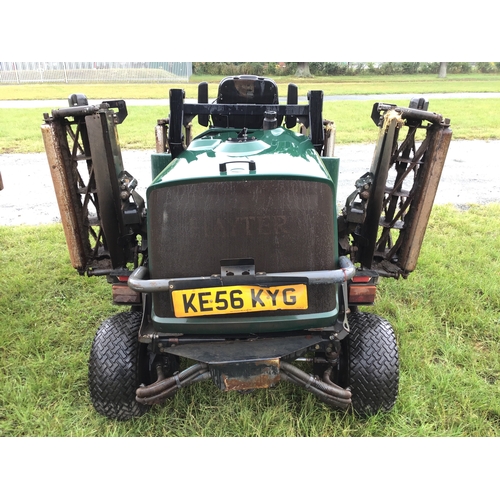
[192,62,500,76]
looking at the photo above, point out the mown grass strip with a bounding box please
[2,98,500,154]
[2,73,500,100]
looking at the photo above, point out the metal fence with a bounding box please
[0,62,192,84]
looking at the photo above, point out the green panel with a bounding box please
[151,306,340,335]
[149,128,333,191]
[322,157,340,264]
[146,128,342,336]
[151,153,172,181]
[322,157,340,188]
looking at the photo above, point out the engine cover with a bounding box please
[145,125,341,334]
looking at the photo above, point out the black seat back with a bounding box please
[212,75,280,129]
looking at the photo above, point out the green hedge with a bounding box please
[192,62,500,76]
[192,62,297,76]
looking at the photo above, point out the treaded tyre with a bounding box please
[341,312,399,416]
[89,311,150,420]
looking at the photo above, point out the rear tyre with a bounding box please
[340,312,399,416]
[88,311,150,420]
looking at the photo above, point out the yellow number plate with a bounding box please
[172,284,308,318]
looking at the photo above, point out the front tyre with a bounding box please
[88,311,150,420]
[340,312,399,416]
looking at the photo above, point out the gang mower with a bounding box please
[41,75,452,420]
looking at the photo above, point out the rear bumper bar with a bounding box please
[127,256,356,293]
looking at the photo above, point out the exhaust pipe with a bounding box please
[136,363,210,405]
[136,359,352,411]
[280,362,352,410]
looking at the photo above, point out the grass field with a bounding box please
[1,74,499,439]
[1,204,499,437]
[1,74,500,153]
[1,98,500,154]
[2,73,500,100]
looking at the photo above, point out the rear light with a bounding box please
[107,272,139,305]
[348,270,379,305]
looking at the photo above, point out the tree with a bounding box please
[296,62,311,77]
[438,62,448,78]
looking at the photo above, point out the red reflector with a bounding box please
[352,276,371,283]
[117,276,129,282]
